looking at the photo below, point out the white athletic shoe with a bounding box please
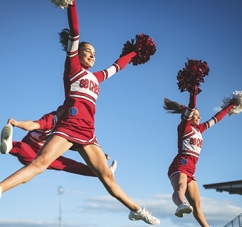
[110,160,117,175]
[0,124,13,154]
[175,201,193,218]
[129,207,160,225]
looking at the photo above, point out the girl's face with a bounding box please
[78,44,95,68]
[191,109,201,126]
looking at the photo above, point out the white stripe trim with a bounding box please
[169,171,181,179]
[70,69,85,82]
[69,35,79,39]
[181,151,199,158]
[67,52,78,58]
[207,118,216,127]
[67,38,79,53]
[103,64,120,79]
[52,131,96,143]
[29,137,44,147]
[69,94,96,105]
[182,130,194,138]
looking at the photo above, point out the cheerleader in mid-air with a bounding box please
[163,59,241,227]
[0,0,159,225]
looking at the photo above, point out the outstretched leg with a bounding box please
[185,180,210,227]
[77,144,160,225]
[9,142,115,177]
[0,135,72,193]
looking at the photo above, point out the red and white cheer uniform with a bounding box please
[168,93,235,183]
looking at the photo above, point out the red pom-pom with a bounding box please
[120,33,156,65]
[177,59,209,94]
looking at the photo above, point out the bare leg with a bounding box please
[170,173,188,206]
[77,144,140,211]
[185,180,210,227]
[0,136,72,193]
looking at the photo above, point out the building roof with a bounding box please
[203,180,242,195]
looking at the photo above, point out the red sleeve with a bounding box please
[65,0,80,72]
[214,103,235,121]
[35,112,56,131]
[94,52,137,83]
[178,93,196,134]
[115,52,136,70]
[188,93,196,109]
[199,103,235,133]
[68,0,78,37]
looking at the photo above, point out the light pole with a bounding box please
[58,186,64,227]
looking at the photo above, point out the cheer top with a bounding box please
[178,93,235,159]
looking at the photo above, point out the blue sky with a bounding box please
[0,0,241,227]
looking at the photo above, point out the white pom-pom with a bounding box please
[50,0,74,9]
[221,90,242,116]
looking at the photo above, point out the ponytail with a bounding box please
[163,98,185,114]
[59,28,92,53]
[59,28,70,52]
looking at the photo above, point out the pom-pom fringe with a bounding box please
[177,59,209,93]
[50,0,74,9]
[120,33,156,65]
[221,90,242,116]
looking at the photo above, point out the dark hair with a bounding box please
[59,28,91,53]
[163,98,184,114]
[163,97,199,121]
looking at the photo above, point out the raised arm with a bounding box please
[65,0,80,71]
[199,99,236,133]
[178,89,197,133]
[94,51,137,83]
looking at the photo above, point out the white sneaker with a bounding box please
[1,124,13,154]
[129,207,160,225]
[110,160,117,175]
[175,201,193,218]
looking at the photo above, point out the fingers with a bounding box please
[7,118,17,126]
[230,98,238,105]
[105,154,111,160]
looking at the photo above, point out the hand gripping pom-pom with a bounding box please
[120,33,156,66]
[50,0,74,9]
[221,90,242,116]
[177,59,209,94]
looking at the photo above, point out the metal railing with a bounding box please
[224,213,242,227]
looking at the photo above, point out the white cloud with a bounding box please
[73,193,242,227]
[1,194,241,227]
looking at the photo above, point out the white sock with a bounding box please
[136,207,142,213]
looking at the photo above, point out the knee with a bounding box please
[174,183,187,193]
[101,171,115,184]
[99,172,116,192]
[30,156,49,173]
